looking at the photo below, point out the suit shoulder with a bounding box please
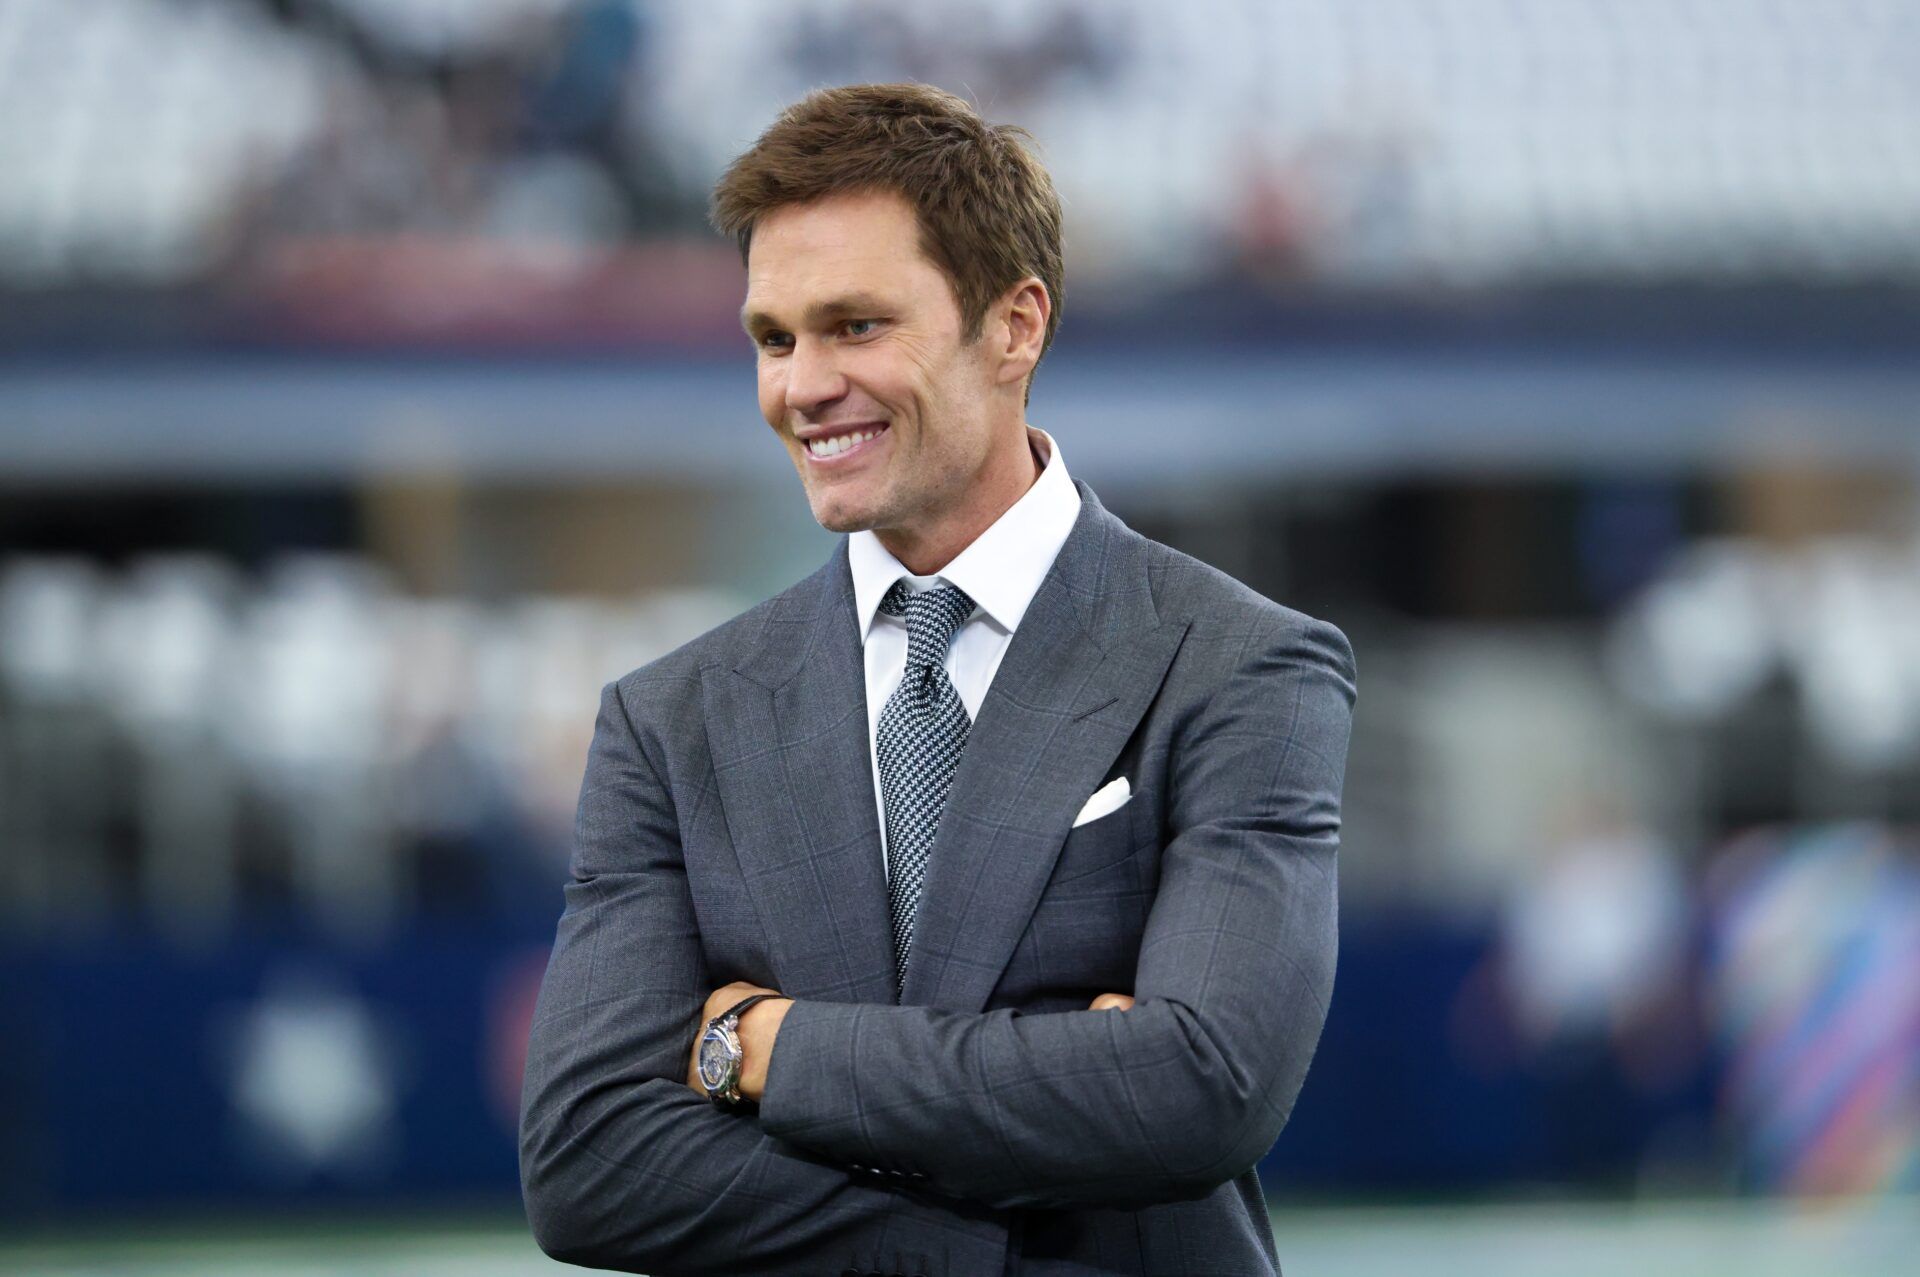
[1135,532,1356,681]
[1134,532,1338,640]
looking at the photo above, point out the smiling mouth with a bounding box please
[803,423,889,463]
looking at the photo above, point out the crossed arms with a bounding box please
[675,982,1133,1108]
[519,615,1356,1273]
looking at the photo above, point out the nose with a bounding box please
[783,335,848,418]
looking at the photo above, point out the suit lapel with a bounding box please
[711,480,1190,1012]
[901,483,1190,1010]
[710,545,900,1005]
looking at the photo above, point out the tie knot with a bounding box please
[880,579,976,669]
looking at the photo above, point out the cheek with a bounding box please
[757,364,785,426]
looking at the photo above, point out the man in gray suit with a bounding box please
[520,83,1357,1276]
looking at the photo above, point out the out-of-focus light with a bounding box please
[1608,535,1920,772]
[1606,539,1775,720]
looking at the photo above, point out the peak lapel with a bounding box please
[707,543,900,1004]
[899,481,1192,1011]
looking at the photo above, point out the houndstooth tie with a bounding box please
[874,578,976,996]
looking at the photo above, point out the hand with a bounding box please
[1088,992,1135,1011]
[687,980,793,1101]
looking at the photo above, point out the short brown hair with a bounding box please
[710,83,1064,400]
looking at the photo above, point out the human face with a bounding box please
[740,189,1003,543]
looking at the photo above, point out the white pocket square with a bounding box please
[1071,776,1132,827]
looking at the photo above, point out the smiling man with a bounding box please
[739,181,1054,574]
[519,83,1358,1277]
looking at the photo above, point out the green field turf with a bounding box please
[2,1197,1914,1276]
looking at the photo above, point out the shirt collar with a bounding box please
[849,424,1082,641]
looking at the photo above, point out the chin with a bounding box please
[807,493,877,535]
[814,511,868,534]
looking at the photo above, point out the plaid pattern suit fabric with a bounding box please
[519,478,1358,1277]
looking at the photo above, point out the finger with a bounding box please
[1088,992,1135,1011]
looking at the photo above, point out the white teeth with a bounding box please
[808,427,880,457]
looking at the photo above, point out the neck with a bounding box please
[877,425,1042,576]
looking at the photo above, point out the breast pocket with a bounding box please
[1006,787,1153,989]
[1048,801,1143,887]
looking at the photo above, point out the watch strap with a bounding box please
[715,991,783,1028]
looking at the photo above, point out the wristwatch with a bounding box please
[697,992,785,1108]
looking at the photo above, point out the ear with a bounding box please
[991,277,1050,390]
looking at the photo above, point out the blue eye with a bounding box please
[844,319,877,337]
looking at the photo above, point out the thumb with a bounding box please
[1088,992,1135,1011]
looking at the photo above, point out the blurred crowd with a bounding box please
[1,0,1914,303]
[0,553,741,942]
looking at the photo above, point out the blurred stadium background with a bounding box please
[3,0,1919,1272]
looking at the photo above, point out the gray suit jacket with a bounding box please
[520,478,1357,1276]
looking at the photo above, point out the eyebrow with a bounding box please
[741,292,891,336]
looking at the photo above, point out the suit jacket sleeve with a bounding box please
[756,614,1357,1213]
[518,679,1009,1276]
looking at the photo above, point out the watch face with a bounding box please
[697,1026,733,1090]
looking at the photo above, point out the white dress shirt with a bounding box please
[848,424,1082,879]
